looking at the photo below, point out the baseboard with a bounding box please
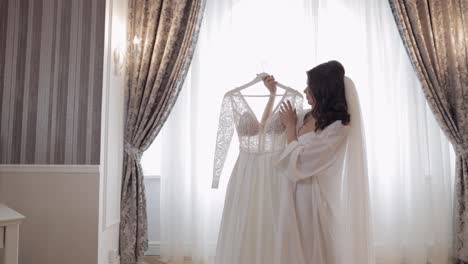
[0,164,100,174]
[145,241,160,256]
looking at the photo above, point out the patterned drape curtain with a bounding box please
[388,0,468,262]
[119,0,206,263]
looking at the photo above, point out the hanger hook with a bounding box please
[256,72,270,80]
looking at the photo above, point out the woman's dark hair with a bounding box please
[306,60,350,132]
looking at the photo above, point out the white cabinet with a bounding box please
[0,204,24,264]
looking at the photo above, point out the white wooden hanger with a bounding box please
[234,72,290,97]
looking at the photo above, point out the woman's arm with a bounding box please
[260,93,276,127]
[277,121,349,182]
[285,126,298,144]
[260,75,278,127]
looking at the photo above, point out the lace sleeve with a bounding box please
[212,94,235,189]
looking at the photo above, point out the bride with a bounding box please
[265,60,374,264]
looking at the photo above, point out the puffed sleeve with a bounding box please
[277,121,350,183]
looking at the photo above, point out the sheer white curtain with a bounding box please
[142,0,456,263]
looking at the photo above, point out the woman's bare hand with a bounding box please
[262,75,277,94]
[279,100,297,129]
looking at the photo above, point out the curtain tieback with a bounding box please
[455,143,468,157]
[124,141,143,161]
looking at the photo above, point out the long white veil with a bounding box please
[337,76,375,263]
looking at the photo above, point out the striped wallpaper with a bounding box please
[0,0,106,164]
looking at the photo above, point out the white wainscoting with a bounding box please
[0,165,100,264]
[146,241,161,256]
[144,175,161,256]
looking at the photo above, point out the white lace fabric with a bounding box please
[211,88,303,188]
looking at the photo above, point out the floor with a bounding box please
[142,256,193,264]
[142,256,165,264]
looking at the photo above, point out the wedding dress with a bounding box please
[212,84,303,264]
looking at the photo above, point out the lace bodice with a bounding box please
[212,88,303,188]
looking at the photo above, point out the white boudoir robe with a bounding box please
[276,120,350,264]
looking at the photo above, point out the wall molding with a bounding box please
[144,175,161,180]
[100,0,113,230]
[0,164,100,174]
[100,0,125,231]
[145,241,161,256]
